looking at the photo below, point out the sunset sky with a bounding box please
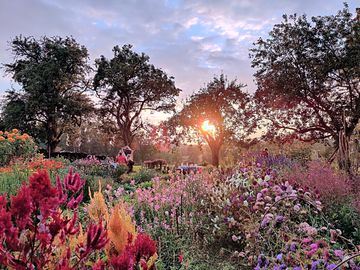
[0,0,358,103]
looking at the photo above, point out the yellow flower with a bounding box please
[87,181,109,223]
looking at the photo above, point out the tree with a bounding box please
[2,36,93,154]
[93,44,181,147]
[251,5,360,170]
[168,75,255,167]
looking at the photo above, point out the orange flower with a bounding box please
[22,133,30,140]
[108,203,136,254]
[0,167,13,173]
[7,137,15,143]
[12,129,19,134]
[0,131,3,135]
[0,136,5,142]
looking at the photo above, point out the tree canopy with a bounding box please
[251,5,360,147]
[2,36,94,153]
[93,44,181,147]
[168,74,254,167]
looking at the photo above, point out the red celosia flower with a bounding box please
[4,226,20,251]
[178,254,184,263]
[28,170,59,218]
[109,248,135,270]
[56,175,67,204]
[64,168,85,193]
[134,233,157,261]
[139,258,148,270]
[92,259,105,270]
[67,191,83,209]
[0,195,7,209]
[10,184,33,230]
[86,222,108,251]
[48,213,67,239]
[64,213,79,235]
[0,207,12,236]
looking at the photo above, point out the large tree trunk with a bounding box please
[122,129,134,147]
[210,144,221,167]
[333,132,352,175]
[48,140,59,156]
[47,117,61,157]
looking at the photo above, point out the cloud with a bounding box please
[0,0,358,102]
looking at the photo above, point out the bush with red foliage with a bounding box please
[284,160,352,204]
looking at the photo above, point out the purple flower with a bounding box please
[326,264,337,270]
[334,249,344,259]
[276,253,283,262]
[290,243,297,252]
[275,215,284,224]
[311,260,320,270]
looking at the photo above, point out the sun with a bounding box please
[201,120,216,135]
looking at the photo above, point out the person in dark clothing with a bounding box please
[122,146,134,173]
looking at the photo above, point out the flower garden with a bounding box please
[1,131,360,269]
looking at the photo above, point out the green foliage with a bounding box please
[0,170,31,196]
[93,44,181,146]
[133,168,156,184]
[324,201,360,245]
[2,36,94,152]
[0,165,68,197]
[112,165,128,179]
[251,4,360,145]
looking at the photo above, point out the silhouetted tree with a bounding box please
[2,36,93,154]
[93,44,181,147]
[168,75,255,167]
[251,5,360,170]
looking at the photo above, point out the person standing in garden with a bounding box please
[116,149,127,165]
[122,146,134,173]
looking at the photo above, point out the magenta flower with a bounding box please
[64,168,85,193]
[86,222,109,251]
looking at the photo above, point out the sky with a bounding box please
[0,0,358,121]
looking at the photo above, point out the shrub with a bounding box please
[0,129,37,166]
[324,202,360,245]
[112,164,128,179]
[133,168,156,184]
[284,160,351,205]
